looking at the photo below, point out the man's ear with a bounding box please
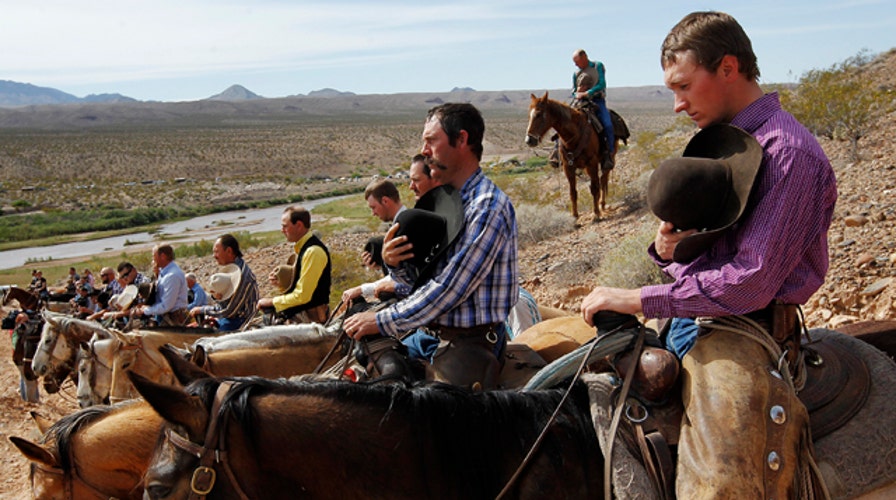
[719,54,739,80]
[456,129,469,148]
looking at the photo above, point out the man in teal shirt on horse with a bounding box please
[572,48,615,170]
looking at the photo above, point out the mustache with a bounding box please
[434,162,448,170]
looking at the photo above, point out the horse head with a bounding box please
[76,333,115,408]
[525,92,554,147]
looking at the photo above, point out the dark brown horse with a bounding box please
[131,367,604,499]
[2,285,41,311]
[525,92,629,219]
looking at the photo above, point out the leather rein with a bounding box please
[163,381,252,500]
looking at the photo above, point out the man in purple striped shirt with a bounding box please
[343,103,518,390]
[581,11,836,498]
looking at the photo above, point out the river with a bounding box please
[0,195,349,270]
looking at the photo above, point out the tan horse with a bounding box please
[10,400,160,500]
[525,91,629,218]
[31,311,111,379]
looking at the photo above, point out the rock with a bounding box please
[855,253,875,267]
[844,215,869,227]
[829,314,859,329]
[860,277,892,297]
[819,308,833,321]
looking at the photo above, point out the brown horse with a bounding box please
[525,92,629,219]
[131,368,603,499]
[10,400,160,500]
[2,284,41,310]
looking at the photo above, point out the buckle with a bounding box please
[191,466,216,495]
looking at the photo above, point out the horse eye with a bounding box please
[145,484,171,499]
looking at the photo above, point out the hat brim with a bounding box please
[648,124,762,263]
[117,285,138,309]
[395,185,464,289]
[216,264,242,301]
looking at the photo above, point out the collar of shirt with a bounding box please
[292,231,314,253]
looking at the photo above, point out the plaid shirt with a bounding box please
[199,257,259,330]
[377,169,518,337]
[641,93,837,318]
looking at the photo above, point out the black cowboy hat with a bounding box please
[394,184,465,289]
[364,236,385,270]
[647,123,763,263]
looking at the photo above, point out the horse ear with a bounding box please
[29,411,54,434]
[541,91,549,100]
[158,344,213,386]
[43,310,60,326]
[9,436,59,467]
[128,371,207,437]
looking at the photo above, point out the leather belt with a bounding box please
[430,323,502,343]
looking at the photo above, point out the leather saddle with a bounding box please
[607,331,872,498]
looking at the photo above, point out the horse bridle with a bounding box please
[163,381,251,500]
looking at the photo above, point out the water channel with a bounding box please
[0,195,349,270]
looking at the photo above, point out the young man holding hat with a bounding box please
[191,234,260,331]
[343,102,519,390]
[258,206,331,324]
[580,11,836,498]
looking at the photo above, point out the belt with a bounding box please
[430,323,502,343]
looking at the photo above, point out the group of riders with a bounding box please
[3,10,878,498]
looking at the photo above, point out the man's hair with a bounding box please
[284,205,311,228]
[117,261,134,274]
[185,272,197,282]
[217,233,243,258]
[426,103,485,161]
[364,179,401,204]
[155,244,175,261]
[411,154,432,178]
[574,48,588,59]
[661,11,760,82]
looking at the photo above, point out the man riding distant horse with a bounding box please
[572,48,615,170]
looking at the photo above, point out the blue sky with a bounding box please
[5,0,894,102]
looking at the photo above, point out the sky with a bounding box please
[4,0,895,102]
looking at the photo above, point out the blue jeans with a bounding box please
[592,97,615,155]
[402,329,440,362]
[665,317,699,359]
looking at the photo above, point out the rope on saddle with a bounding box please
[522,330,639,391]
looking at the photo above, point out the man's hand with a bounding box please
[267,270,279,288]
[189,306,203,317]
[580,287,643,326]
[654,221,697,262]
[575,91,589,100]
[341,286,362,306]
[342,310,380,339]
[257,297,274,309]
[382,223,414,268]
[361,251,381,271]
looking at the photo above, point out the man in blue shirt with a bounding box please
[134,244,189,326]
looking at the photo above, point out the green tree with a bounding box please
[781,51,894,161]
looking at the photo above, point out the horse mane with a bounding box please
[39,405,117,469]
[186,377,597,494]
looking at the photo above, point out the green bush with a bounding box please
[595,221,669,289]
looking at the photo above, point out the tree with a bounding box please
[781,51,895,161]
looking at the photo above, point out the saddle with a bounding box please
[604,330,872,498]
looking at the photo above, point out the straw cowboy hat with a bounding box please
[647,123,763,263]
[116,285,139,310]
[274,253,298,293]
[209,264,242,302]
[393,184,465,288]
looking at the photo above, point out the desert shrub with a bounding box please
[515,203,575,247]
[594,220,669,289]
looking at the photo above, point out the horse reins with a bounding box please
[164,381,252,500]
[495,318,642,500]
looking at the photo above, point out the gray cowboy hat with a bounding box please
[394,184,464,289]
[647,123,763,263]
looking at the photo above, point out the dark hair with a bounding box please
[117,261,134,274]
[217,233,243,258]
[426,103,485,161]
[155,244,175,261]
[284,205,311,228]
[411,154,432,178]
[364,179,401,203]
[661,11,760,82]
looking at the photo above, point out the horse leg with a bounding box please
[565,163,579,218]
[587,164,600,217]
[600,167,610,213]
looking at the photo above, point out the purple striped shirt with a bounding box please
[641,93,837,319]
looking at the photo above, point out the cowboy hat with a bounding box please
[647,123,763,263]
[137,282,157,306]
[364,236,385,269]
[394,184,465,289]
[208,264,242,302]
[116,284,139,310]
[274,253,298,293]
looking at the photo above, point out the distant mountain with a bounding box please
[82,93,138,103]
[0,80,138,107]
[451,87,475,92]
[307,88,355,98]
[207,84,262,101]
[0,80,80,106]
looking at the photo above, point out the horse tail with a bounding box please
[609,110,630,145]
